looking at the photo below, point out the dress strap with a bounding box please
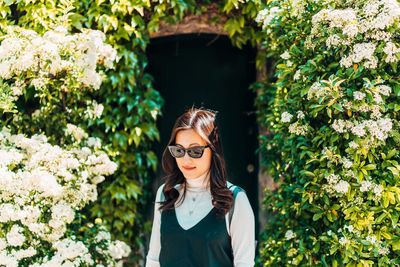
[228,184,245,229]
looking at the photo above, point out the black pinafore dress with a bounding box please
[159,185,243,267]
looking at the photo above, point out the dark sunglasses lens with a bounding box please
[169,146,184,158]
[188,148,203,158]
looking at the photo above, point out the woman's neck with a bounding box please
[185,171,210,192]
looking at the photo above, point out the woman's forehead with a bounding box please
[175,129,206,145]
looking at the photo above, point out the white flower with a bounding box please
[285,230,296,240]
[326,174,340,184]
[383,42,400,63]
[11,246,37,260]
[378,246,390,255]
[296,111,305,119]
[366,235,377,244]
[290,0,306,17]
[6,225,26,247]
[339,236,350,246]
[332,119,347,133]
[360,181,372,192]
[349,141,359,149]
[95,231,111,243]
[373,184,383,198]
[341,157,353,169]
[363,1,380,17]
[294,70,301,80]
[343,24,359,38]
[91,175,105,184]
[333,180,350,194]
[281,112,293,123]
[53,239,90,261]
[280,51,291,60]
[376,85,391,96]
[93,103,104,118]
[326,34,342,48]
[66,124,88,143]
[0,125,121,264]
[108,240,131,259]
[87,137,102,148]
[307,82,324,100]
[337,41,380,69]
[351,123,366,137]
[0,238,6,250]
[51,203,75,226]
[255,7,282,28]
[353,91,366,100]
[288,122,308,136]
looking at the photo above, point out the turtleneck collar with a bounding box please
[185,171,211,192]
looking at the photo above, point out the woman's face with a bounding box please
[174,129,212,179]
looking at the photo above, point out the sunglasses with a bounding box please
[168,145,210,159]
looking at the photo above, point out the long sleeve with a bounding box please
[230,191,255,267]
[145,184,164,267]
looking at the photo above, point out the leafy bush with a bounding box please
[255,0,400,266]
[0,25,130,266]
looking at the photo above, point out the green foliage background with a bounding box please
[4,0,398,266]
[255,0,400,266]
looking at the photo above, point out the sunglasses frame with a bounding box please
[168,145,210,159]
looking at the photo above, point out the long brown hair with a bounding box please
[159,106,233,217]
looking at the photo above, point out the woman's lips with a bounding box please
[182,166,196,171]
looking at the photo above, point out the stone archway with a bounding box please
[149,4,228,38]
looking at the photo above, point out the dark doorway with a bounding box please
[146,33,259,235]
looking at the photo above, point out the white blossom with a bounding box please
[281,112,293,123]
[66,124,88,143]
[6,225,25,247]
[353,91,366,100]
[255,7,282,28]
[383,42,400,63]
[341,157,353,169]
[333,180,350,194]
[294,70,301,80]
[376,85,391,96]
[296,111,305,119]
[280,51,291,60]
[108,240,131,259]
[360,181,372,192]
[285,230,296,240]
[288,122,308,135]
[366,235,377,244]
[326,173,340,184]
[339,236,350,246]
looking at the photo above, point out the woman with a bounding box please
[145,107,255,267]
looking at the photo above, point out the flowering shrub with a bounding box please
[0,25,116,115]
[256,0,400,265]
[0,127,130,266]
[0,25,131,266]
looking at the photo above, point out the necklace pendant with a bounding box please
[192,197,196,202]
[189,210,193,216]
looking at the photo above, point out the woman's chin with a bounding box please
[182,171,199,179]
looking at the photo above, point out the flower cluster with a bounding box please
[0,26,118,113]
[310,0,400,69]
[332,117,393,142]
[323,173,350,195]
[0,127,129,265]
[255,7,282,29]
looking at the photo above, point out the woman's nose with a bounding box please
[182,152,192,161]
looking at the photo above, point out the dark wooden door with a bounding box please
[146,34,259,235]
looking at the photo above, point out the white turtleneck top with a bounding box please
[145,172,255,267]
